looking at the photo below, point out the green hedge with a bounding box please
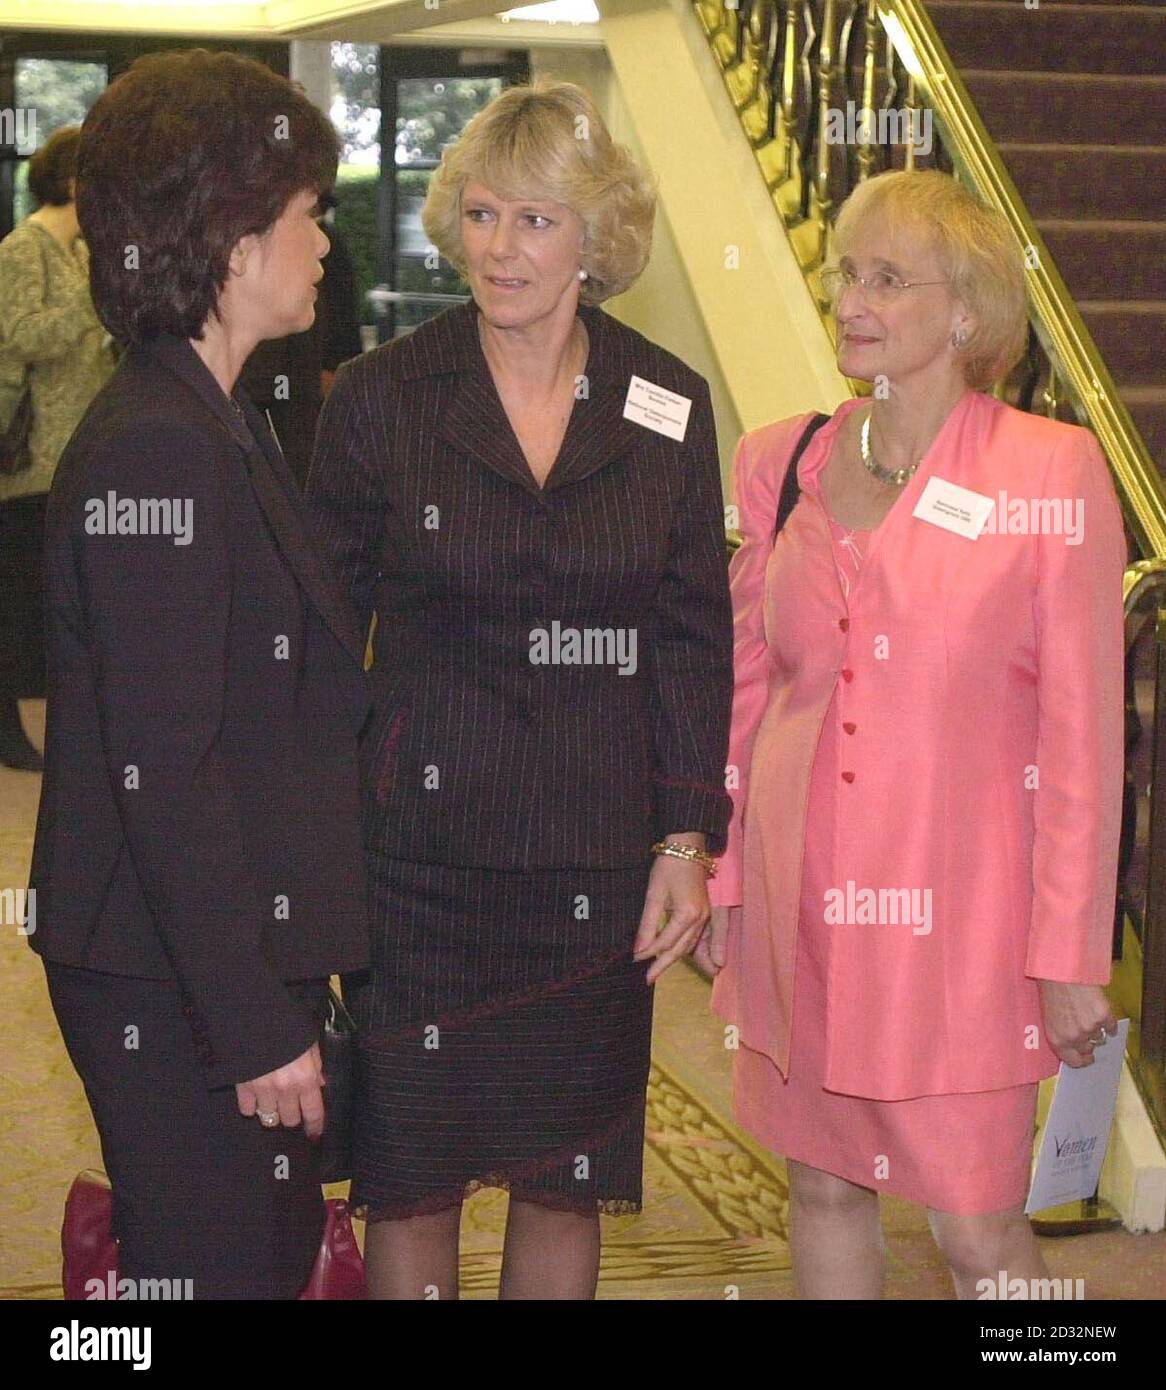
[333,168,379,325]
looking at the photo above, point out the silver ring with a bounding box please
[257,1109,279,1128]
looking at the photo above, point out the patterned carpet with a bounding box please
[0,699,796,1300]
[5,700,1165,1300]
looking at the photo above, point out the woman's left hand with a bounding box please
[633,851,711,986]
[1037,980,1119,1068]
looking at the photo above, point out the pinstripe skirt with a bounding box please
[344,856,655,1220]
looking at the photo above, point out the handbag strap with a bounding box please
[773,411,830,542]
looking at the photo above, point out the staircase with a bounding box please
[926,0,1166,470]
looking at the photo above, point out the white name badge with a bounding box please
[623,374,692,443]
[911,475,994,540]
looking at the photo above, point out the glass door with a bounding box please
[375,46,529,342]
[0,47,107,238]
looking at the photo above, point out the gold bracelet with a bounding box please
[650,840,718,878]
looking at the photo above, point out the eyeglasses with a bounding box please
[821,265,949,304]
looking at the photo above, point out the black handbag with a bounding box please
[319,986,358,1184]
[0,385,33,476]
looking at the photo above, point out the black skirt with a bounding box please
[346,857,655,1220]
[44,960,329,1299]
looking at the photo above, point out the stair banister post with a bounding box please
[856,1,879,184]
[814,0,839,265]
[1043,364,1061,423]
[903,73,918,172]
[779,0,799,183]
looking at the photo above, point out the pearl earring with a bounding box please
[952,327,968,348]
[578,268,588,281]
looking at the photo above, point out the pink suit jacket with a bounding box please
[709,389,1126,1099]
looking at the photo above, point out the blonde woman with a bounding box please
[306,81,733,1300]
[704,170,1125,1298]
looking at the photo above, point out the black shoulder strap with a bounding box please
[774,412,829,541]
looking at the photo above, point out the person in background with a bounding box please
[0,126,115,770]
[239,189,363,488]
[316,190,364,387]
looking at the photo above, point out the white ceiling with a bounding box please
[0,0,604,43]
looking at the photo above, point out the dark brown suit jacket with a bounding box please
[29,333,371,1087]
[306,299,732,871]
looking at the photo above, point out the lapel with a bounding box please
[842,387,978,583]
[428,300,643,499]
[797,388,980,602]
[141,334,366,668]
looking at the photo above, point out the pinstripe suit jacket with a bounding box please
[306,298,732,872]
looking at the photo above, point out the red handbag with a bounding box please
[61,1170,367,1300]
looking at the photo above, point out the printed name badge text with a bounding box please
[623,375,692,443]
[911,475,994,540]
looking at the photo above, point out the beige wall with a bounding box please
[530,44,743,475]
[534,1,849,493]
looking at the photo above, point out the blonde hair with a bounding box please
[421,79,656,304]
[832,169,1028,390]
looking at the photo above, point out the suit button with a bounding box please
[838,617,849,631]
[841,770,855,783]
[841,668,854,682]
[843,721,856,735]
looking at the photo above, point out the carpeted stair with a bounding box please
[926,0,1166,472]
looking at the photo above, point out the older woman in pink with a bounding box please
[699,170,1125,1299]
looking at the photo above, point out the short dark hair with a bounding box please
[77,49,338,345]
[29,125,82,206]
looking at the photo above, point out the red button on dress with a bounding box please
[843,721,856,735]
[838,617,849,631]
[841,771,855,782]
[841,668,854,682]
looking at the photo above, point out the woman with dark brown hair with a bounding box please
[27,49,370,1299]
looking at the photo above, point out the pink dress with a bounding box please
[731,512,1038,1214]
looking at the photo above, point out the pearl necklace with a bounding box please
[860,412,920,488]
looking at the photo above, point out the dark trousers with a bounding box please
[44,960,329,1300]
[0,492,47,700]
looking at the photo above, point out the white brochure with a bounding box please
[1025,1017,1130,1214]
